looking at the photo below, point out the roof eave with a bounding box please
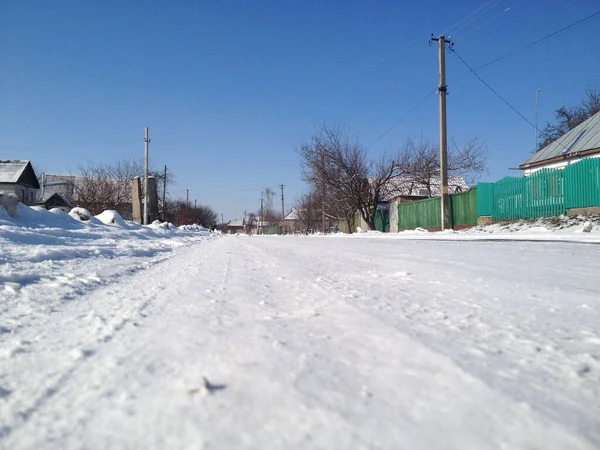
[518,147,600,170]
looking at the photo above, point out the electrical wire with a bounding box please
[469,9,600,73]
[367,88,438,149]
[450,47,536,129]
[450,47,573,153]
[443,0,503,36]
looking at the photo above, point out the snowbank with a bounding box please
[331,215,600,243]
[0,203,216,307]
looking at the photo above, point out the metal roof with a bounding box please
[520,112,600,168]
[0,160,30,183]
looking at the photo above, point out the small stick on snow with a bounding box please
[188,376,215,396]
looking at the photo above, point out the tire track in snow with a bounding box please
[1,235,597,449]
[0,238,221,445]
[246,236,600,447]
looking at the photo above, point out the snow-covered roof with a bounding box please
[284,208,299,221]
[520,112,600,169]
[227,219,244,227]
[0,160,40,188]
[382,175,469,201]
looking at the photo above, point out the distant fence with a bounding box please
[477,158,600,220]
[260,225,281,235]
[397,187,478,230]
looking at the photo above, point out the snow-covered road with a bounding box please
[1,234,599,449]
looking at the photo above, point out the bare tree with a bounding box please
[402,137,488,195]
[538,85,600,151]
[294,189,323,233]
[73,158,144,216]
[262,188,279,224]
[189,204,218,227]
[298,125,409,231]
[162,199,217,227]
[73,158,175,219]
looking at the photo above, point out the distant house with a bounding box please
[225,219,245,234]
[0,160,40,206]
[283,208,300,233]
[519,111,600,174]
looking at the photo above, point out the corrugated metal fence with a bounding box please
[398,197,441,230]
[477,158,600,220]
[396,187,478,230]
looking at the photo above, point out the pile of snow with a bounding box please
[334,215,600,243]
[0,203,216,310]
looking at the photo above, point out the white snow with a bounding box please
[1,204,599,449]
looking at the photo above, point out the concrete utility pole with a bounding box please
[260,195,264,235]
[162,165,167,221]
[321,152,326,232]
[431,35,451,231]
[280,184,285,233]
[144,127,150,225]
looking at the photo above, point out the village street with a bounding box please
[1,235,599,449]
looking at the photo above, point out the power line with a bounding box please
[450,48,537,130]
[469,9,600,73]
[367,88,438,148]
[443,0,503,36]
[450,48,572,153]
[379,0,504,64]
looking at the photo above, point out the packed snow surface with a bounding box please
[1,206,599,449]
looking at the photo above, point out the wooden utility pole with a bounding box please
[144,127,150,225]
[162,165,167,221]
[280,184,285,233]
[432,35,451,230]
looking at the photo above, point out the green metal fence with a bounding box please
[449,187,478,226]
[397,188,478,230]
[260,225,281,235]
[564,157,600,209]
[476,158,600,220]
[398,197,441,230]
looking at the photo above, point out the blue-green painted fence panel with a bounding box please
[476,158,600,221]
[564,158,600,208]
[476,183,494,216]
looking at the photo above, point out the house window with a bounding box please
[21,190,25,202]
[28,191,33,204]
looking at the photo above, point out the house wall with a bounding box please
[357,214,370,231]
[0,183,38,205]
[284,219,300,233]
[524,153,600,175]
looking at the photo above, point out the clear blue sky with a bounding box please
[2,0,599,221]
